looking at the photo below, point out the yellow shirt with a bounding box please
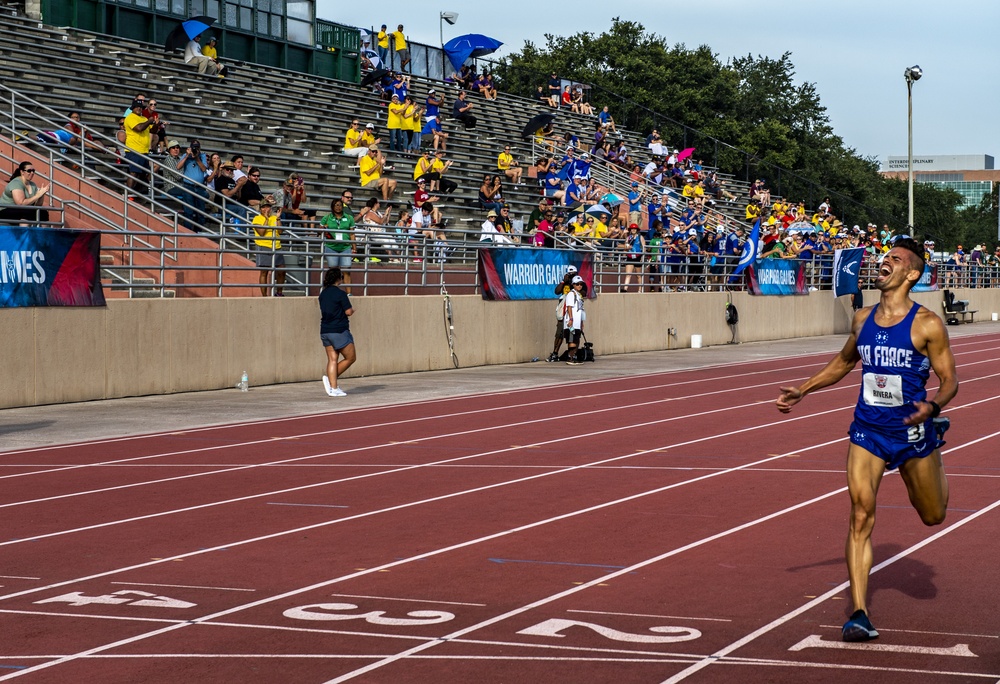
[124,111,150,154]
[497,152,514,171]
[387,101,406,129]
[391,30,407,51]
[591,219,609,239]
[414,156,434,180]
[745,204,760,221]
[360,130,375,147]
[252,214,280,249]
[359,154,380,185]
[344,127,363,150]
[377,30,389,48]
[202,44,218,60]
[403,104,418,132]
[431,159,446,174]
[682,183,695,197]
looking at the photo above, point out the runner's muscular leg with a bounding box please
[898,449,948,526]
[845,443,887,613]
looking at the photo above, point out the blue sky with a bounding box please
[320,1,999,167]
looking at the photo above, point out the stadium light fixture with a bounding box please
[440,12,459,78]
[904,65,922,229]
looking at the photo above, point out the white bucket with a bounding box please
[993,313,998,322]
[691,334,703,349]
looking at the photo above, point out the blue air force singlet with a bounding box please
[854,302,930,429]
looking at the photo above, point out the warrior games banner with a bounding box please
[478,249,595,301]
[0,226,106,307]
[746,259,807,296]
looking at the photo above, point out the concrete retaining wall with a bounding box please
[3,288,998,408]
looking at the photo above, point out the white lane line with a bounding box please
[0,576,39,581]
[4,333,998,460]
[330,594,486,607]
[567,609,731,623]
[0,437,849,680]
[818,624,999,639]
[108,582,255,592]
[266,503,350,509]
[788,634,976,657]
[0,608,183,624]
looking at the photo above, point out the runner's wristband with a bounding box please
[928,401,941,418]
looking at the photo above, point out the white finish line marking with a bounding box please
[331,594,486,607]
[109,582,255,593]
[789,634,977,657]
[567,609,732,623]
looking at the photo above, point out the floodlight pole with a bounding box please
[439,12,457,79]
[904,65,922,230]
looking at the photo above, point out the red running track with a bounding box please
[2,333,1000,683]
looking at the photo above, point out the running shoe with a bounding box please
[330,387,347,397]
[322,375,333,396]
[842,609,879,642]
[546,353,558,362]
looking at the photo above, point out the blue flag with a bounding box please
[833,247,865,297]
[733,219,760,276]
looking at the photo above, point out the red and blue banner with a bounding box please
[0,226,106,307]
[912,263,939,293]
[478,248,595,301]
[746,259,807,296]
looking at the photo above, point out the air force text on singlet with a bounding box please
[858,344,913,368]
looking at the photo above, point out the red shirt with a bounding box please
[414,188,429,206]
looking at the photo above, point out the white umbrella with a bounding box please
[585,204,611,218]
[786,221,815,234]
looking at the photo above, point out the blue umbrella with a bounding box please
[443,34,503,73]
[165,16,216,52]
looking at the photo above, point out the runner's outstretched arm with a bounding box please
[777,308,867,413]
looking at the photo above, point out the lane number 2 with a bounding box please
[518,618,701,644]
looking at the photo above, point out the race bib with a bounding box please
[862,373,903,407]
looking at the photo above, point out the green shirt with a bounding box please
[320,212,355,252]
[0,177,35,206]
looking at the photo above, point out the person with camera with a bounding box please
[213,160,246,227]
[171,138,209,231]
[274,173,315,226]
[123,96,153,199]
[359,146,397,202]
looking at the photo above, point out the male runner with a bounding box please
[776,237,958,642]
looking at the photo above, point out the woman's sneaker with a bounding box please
[842,610,878,642]
[322,376,333,396]
[330,387,347,397]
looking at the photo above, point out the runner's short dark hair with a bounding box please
[892,236,925,271]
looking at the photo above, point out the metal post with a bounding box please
[907,79,914,229]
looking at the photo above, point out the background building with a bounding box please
[881,154,998,208]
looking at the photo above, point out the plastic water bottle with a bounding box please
[238,370,249,392]
[531,357,540,362]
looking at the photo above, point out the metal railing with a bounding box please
[85,219,998,299]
